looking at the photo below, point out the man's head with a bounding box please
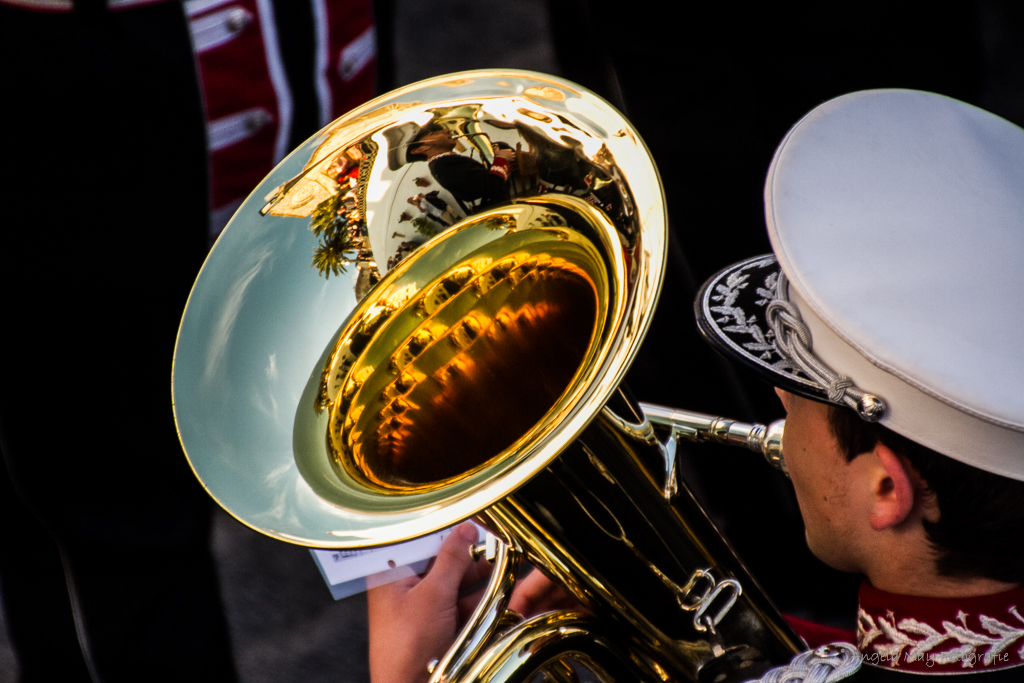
[384,124,458,170]
[825,401,1024,584]
[408,130,457,161]
[694,90,1024,589]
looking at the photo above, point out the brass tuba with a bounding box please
[173,71,802,682]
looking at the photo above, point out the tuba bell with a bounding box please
[173,70,802,682]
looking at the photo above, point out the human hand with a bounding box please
[367,523,488,683]
[367,524,588,683]
[493,148,518,173]
[509,567,586,618]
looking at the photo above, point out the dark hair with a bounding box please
[405,125,449,163]
[827,405,1024,584]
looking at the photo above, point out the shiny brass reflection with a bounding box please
[262,77,636,308]
[317,205,611,493]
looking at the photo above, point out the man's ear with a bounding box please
[869,443,916,531]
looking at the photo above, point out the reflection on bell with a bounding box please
[173,70,800,683]
[316,204,607,492]
[292,194,626,511]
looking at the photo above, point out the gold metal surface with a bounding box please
[291,193,632,525]
[310,199,618,494]
[173,70,799,683]
[235,70,666,543]
[329,228,599,489]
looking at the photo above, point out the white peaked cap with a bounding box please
[697,90,1024,480]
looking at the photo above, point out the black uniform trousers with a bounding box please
[0,5,238,681]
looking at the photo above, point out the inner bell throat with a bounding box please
[318,219,606,493]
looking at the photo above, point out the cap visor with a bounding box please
[694,255,829,404]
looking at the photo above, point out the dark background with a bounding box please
[1,1,1021,681]
[0,3,557,682]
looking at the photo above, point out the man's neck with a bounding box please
[859,506,1020,598]
[866,558,1019,598]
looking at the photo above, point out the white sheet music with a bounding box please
[310,523,486,599]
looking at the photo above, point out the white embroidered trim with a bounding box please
[751,642,861,682]
[703,255,886,423]
[858,606,1024,669]
[707,257,803,373]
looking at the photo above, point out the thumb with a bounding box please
[416,523,480,604]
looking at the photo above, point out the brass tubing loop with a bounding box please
[173,71,800,682]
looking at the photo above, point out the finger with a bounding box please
[458,551,493,591]
[415,522,480,604]
[507,568,549,616]
[456,587,487,624]
[508,568,583,617]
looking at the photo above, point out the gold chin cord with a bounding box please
[172,70,800,683]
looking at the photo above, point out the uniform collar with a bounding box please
[857,581,1024,674]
